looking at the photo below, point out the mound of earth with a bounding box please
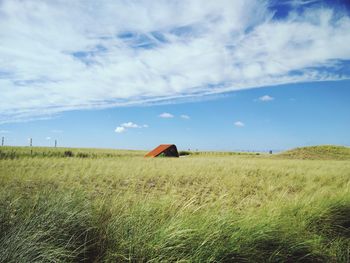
[278,145,350,160]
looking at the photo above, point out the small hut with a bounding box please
[145,144,179,158]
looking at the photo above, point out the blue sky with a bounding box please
[0,0,349,151]
[1,79,349,151]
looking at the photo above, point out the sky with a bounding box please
[0,0,349,151]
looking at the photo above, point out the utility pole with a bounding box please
[55,139,57,148]
[29,138,33,155]
[1,136,4,146]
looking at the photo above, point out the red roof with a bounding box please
[144,144,175,157]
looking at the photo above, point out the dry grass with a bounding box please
[0,146,349,262]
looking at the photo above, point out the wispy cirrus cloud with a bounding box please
[287,0,321,7]
[0,0,350,123]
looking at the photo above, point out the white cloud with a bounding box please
[234,121,245,127]
[0,0,350,123]
[46,136,51,140]
[115,126,126,133]
[115,121,148,133]
[0,130,10,134]
[121,122,140,128]
[159,112,174,118]
[259,95,274,101]
[180,114,190,119]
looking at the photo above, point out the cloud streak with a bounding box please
[0,0,350,123]
[259,95,274,102]
[180,114,190,119]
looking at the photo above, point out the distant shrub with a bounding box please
[76,152,89,158]
[0,150,18,160]
[64,151,74,157]
[179,151,191,156]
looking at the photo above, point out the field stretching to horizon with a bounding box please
[0,145,349,262]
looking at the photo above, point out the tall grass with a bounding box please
[0,190,98,262]
[0,146,349,262]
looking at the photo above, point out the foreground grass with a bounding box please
[0,146,349,262]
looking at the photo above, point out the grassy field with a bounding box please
[0,145,349,262]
